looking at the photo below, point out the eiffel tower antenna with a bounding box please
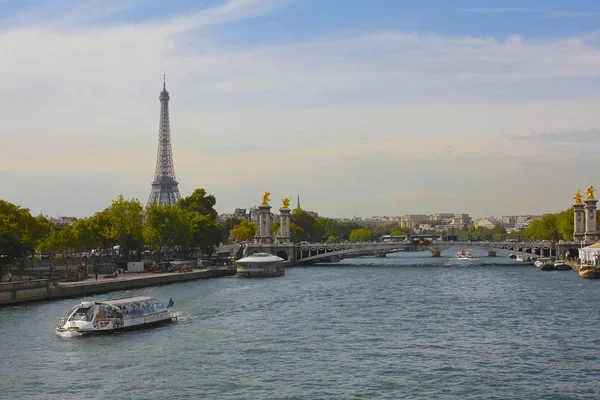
[147,76,181,207]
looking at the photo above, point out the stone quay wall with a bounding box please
[0,269,235,306]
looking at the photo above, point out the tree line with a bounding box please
[225,208,580,244]
[1,193,583,269]
[0,188,223,266]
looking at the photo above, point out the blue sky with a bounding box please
[1,0,600,219]
[3,0,600,38]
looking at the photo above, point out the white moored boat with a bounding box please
[455,249,473,260]
[236,253,285,278]
[56,296,176,335]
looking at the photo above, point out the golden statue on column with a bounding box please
[574,190,583,204]
[585,185,596,200]
[261,192,271,206]
[282,197,290,209]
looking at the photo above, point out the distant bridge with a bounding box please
[216,240,581,266]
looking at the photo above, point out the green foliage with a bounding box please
[291,209,324,242]
[104,195,144,242]
[391,227,411,236]
[373,225,392,237]
[231,220,258,242]
[178,189,218,221]
[143,204,190,255]
[522,208,574,242]
[270,220,281,238]
[1,187,226,266]
[0,234,33,265]
[188,211,224,255]
[178,189,223,255]
[223,217,244,242]
[349,227,374,242]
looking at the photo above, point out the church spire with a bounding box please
[297,194,301,210]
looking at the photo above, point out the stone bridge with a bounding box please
[216,240,580,266]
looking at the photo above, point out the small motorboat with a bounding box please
[553,260,572,271]
[535,257,554,270]
[455,249,473,260]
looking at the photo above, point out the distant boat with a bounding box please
[535,257,554,271]
[579,266,600,279]
[553,260,572,271]
[516,255,531,263]
[578,244,600,279]
[455,249,473,260]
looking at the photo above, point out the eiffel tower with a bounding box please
[147,76,181,207]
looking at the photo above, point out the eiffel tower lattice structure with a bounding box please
[147,76,182,207]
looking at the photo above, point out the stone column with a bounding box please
[278,207,291,244]
[255,204,273,245]
[573,203,585,243]
[584,199,599,244]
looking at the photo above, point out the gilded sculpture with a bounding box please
[282,197,290,209]
[574,190,583,204]
[586,185,596,200]
[261,191,271,205]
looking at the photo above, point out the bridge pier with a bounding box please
[488,251,497,257]
[430,249,441,257]
[376,251,387,258]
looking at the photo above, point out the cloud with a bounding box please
[507,129,600,142]
[461,8,596,18]
[2,0,600,218]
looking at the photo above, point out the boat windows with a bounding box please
[68,307,94,322]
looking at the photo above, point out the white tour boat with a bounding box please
[56,296,175,335]
[516,255,531,263]
[455,249,473,260]
[236,253,285,278]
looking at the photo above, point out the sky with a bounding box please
[2,0,600,220]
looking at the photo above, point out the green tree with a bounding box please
[270,220,281,238]
[223,217,244,242]
[491,225,507,241]
[337,221,362,241]
[373,225,392,239]
[178,189,218,221]
[188,212,224,256]
[290,209,326,242]
[143,204,190,258]
[231,220,258,242]
[349,227,374,242]
[0,200,49,253]
[522,209,575,242]
[178,189,224,255]
[102,195,144,259]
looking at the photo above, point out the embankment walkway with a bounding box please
[0,268,235,306]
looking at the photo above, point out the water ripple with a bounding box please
[1,255,600,399]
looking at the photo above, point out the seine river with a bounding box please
[2,250,600,399]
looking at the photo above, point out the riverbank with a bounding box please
[0,268,236,306]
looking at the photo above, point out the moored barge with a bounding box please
[235,253,285,278]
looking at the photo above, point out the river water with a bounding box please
[1,250,599,399]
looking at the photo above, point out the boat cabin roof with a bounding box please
[93,296,162,307]
[237,253,284,263]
